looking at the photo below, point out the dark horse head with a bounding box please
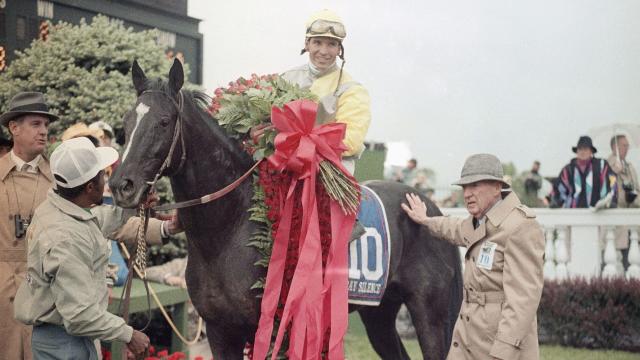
[110,59,251,208]
[110,59,186,207]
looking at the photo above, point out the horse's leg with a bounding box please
[205,321,246,360]
[358,297,410,360]
[405,293,450,360]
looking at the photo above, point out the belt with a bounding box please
[464,290,504,305]
[35,322,64,329]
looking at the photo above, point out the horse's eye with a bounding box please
[160,117,170,127]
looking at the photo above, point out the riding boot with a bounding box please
[350,219,366,242]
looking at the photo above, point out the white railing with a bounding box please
[439,208,640,280]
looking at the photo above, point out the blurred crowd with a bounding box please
[391,134,638,213]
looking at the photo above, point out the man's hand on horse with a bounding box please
[401,193,430,226]
[249,123,274,144]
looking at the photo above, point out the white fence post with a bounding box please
[602,227,621,278]
[568,225,601,278]
[627,229,640,280]
[543,228,556,280]
[555,227,569,280]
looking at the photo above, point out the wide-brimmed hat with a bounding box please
[61,123,103,142]
[572,135,597,154]
[0,92,59,127]
[88,121,114,138]
[452,153,510,189]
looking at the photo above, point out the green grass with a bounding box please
[345,313,640,360]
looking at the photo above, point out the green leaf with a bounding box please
[254,258,270,267]
[250,278,266,290]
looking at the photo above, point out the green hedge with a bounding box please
[539,278,640,351]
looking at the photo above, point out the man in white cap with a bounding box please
[13,137,150,359]
[402,153,544,360]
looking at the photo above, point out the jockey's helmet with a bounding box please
[304,10,346,41]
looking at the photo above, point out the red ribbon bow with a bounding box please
[268,99,350,176]
[253,100,356,360]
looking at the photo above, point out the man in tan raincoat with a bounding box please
[402,153,545,360]
[0,92,58,360]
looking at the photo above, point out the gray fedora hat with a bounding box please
[452,153,510,189]
[0,92,59,127]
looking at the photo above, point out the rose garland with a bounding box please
[208,75,359,358]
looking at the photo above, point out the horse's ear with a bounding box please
[168,58,184,95]
[132,59,147,95]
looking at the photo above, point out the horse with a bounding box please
[110,58,463,360]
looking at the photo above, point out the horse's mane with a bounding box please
[143,78,211,111]
[144,78,251,165]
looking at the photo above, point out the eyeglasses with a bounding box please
[306,19,346,39]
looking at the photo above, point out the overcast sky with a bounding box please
[187,0,640,187]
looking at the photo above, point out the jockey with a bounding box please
[253,9,371,175]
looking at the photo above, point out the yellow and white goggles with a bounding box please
[306,19,346,40]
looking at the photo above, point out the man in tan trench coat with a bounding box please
[0,92,58,360]
[402,153,544,360]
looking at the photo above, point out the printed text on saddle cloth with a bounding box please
[348,185,391,306]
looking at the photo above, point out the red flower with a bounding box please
[101,348,112,360]
[157,349,169,357]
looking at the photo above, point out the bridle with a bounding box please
[134,89,262,212]
[140,89,187,189]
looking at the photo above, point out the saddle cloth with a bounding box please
[347,185,391,306]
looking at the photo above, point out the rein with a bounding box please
[119,206,152,360]
[153,159,263,211]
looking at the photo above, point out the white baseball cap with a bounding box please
[51,137,119,188]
